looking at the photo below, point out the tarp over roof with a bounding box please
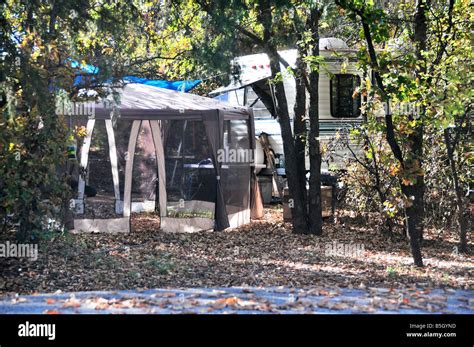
[121,76,201,92]
[70,60,201,92]
[76,83,248,119]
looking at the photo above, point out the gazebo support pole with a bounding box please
[77,118,95,214]
[123,120,141,218]
[105,119,121,214]
[149,120,167,217]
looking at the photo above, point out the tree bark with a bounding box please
[293,43,308,209]
[399,0,429,267]
[307,8,323,235]
[267,50,309,234]
[257,0,309,233]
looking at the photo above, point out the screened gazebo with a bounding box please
[67,83,263,233]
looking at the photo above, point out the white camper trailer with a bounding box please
[211,37,364,177]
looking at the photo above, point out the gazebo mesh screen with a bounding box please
[163,119,216,220]
[84,121,116,217]
[114,119,133,199]
[131,121,158,202]
[221,119,251,221]
[87,121,114,196]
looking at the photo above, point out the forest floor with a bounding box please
[0,207,472,303]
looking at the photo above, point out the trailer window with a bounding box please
[330,74,361,118]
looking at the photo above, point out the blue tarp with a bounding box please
[121,76,201,92]
[70,60,201,92]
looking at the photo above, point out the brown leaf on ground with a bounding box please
[0,208,472,296]
[216,297,240,306]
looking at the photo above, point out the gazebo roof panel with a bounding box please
[94,83,248,114]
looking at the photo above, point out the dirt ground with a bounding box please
[0,207,472,295]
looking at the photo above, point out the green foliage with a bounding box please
[0,0,201,241]
[337,0,473,236]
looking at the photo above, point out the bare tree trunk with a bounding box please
[399,0,429,266]
[307,8,323,235]
[293,43,308,209]
[255,0,309,233]
[198,0,310,233]
[267,50,309,234]
[402,178,424,266]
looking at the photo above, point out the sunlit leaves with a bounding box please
[337,0,472,229]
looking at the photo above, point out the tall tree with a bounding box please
[335,0,472,265]
[307,7,323,235]
[335,0,427,266]
[192,0,326,234]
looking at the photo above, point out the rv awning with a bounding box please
[210,40,355,96]
[209,75,269,96]
[209,49,297,96]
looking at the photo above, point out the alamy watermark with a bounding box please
[18,321,55,341]
[56,100,95,118]
[232,241,364,258]
[0,241,38,261]
[316,241,365,258]
[217,148,256,164]
[383,100,422,116]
